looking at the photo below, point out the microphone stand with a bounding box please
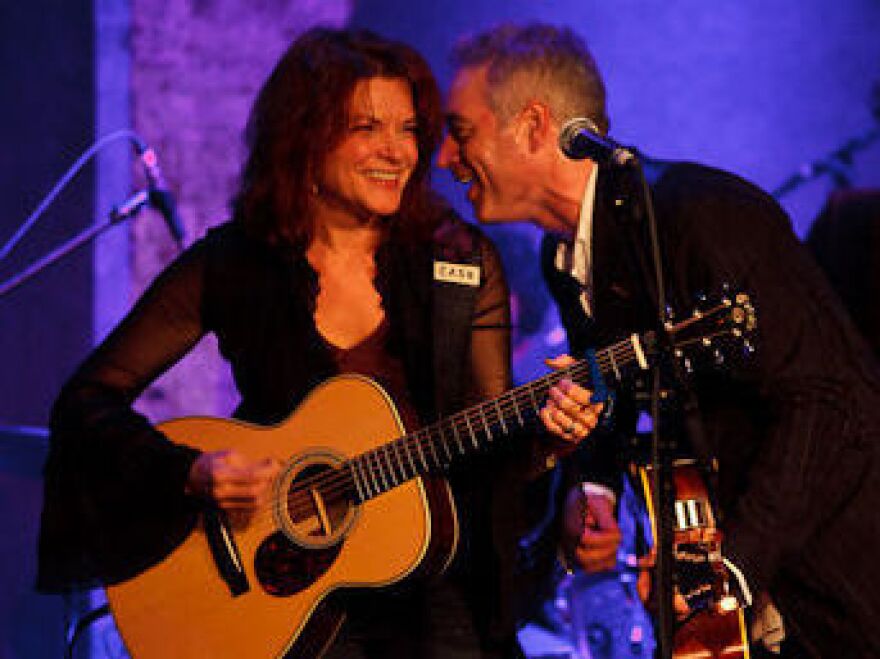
[629,156,677,659]
[577,147,678,657]
[0,190,149,299]
[772,125,879,199]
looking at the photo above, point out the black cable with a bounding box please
[64,603,112,659]
[633,156,675,659]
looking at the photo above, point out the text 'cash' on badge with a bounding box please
[433,261,481,287]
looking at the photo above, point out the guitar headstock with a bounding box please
[665,289,757,373]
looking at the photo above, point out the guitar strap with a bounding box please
[584,347,615,425]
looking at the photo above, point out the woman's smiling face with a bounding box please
[316,76,419,222]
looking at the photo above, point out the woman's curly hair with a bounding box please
[232,27,447,248]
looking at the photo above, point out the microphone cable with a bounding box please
[0,129,144,262]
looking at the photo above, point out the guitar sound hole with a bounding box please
[282,460,356,547]
[255,531,342,597]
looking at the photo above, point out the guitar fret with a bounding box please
[366,453,381,495]
[607,347,621,382]
[401,436,418,476]
[427,427,443,468]
[438,424,453,462]
[510,392,525,426]
[527,383,539,413]
[464,414,478,449]
[451,420,466,454]
[349,461,366,502]
[479,406,493,441]
[374,450,390,493]
[389,440,407,481]
[382,444,399,485]
[494,399,508,435]
[413,432,429,472]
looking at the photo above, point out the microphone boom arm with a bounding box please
[0,190,149,299]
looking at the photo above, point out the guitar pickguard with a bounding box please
[255,531,342,597]
[256,451,355,596]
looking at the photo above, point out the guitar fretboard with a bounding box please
[345,331,655,503]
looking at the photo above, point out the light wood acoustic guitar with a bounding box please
[106,292,755,658]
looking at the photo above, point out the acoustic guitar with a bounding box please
[106,292,755,658]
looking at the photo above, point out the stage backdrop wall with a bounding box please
[0,0,95,427]
[2,2,878,657]
[0,2,351,658]
[350,0,880,382]
[0,1,95,654]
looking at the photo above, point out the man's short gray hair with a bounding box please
[451,23,609,134]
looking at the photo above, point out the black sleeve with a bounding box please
[38,237,214,590]
[657,165,878,594]
[468,231,513,402]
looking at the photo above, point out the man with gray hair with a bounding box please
[439,22,880,657]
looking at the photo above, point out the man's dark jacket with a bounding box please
[542,162,880,656]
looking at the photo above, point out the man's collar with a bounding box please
[575,164,599,248]
[553,164,599,315]
[554,164,598,269]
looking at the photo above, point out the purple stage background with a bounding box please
[0,1,878,657]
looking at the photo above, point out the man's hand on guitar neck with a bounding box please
[186,450,281,521]
[540,354,604,450]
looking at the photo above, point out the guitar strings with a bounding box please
[276,323,736,521]
[283,345,613,497]
[224,318,738,529]
[228,353,601,529]
[240,342,636,527]
[110,309,739,624]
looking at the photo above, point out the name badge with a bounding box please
[433,260,480,287]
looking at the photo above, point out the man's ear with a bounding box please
[516,100,554,154]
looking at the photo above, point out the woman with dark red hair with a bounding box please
[37,28,598,657]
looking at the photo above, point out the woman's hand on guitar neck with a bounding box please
[540,354,604,451]
[186,450,281,520]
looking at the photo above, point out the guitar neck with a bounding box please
[346,330,656,503]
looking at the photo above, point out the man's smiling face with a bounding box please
[438,65,535,224]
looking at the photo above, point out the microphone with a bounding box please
[559,118,636,167]
[134,141,186,248]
